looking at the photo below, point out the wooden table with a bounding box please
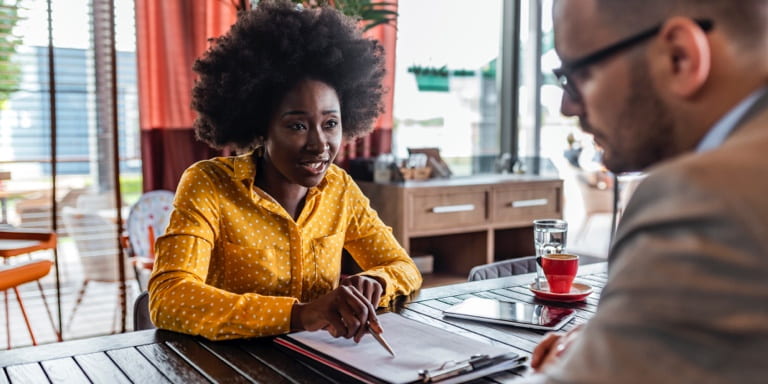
[0,263,607,383]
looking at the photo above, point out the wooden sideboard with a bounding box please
[358,175,563,284]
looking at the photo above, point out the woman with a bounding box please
[148,0,422,341]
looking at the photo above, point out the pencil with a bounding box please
[367,322,396,357]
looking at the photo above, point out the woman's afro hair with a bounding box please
[192,0,386,149]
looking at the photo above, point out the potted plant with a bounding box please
[288,0,397,31]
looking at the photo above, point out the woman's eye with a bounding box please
[324,120,339,130]
[289,123,306,131]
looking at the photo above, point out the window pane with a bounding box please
[393,0,503,176]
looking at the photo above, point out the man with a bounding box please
[523,1,768,383]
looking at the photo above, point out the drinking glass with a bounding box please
[533,219,568,289]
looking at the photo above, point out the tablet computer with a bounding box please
[443,297,575,331]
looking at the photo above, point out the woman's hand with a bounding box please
[290,283,379,343]
[530,325,583,372]
[340,275,384,308]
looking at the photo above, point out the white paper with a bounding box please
[285,312,517,383]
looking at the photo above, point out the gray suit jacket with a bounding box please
[522,93,768,383]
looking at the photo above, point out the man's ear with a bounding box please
[656,17,711,97]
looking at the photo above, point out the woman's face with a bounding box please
[263,79,342,188]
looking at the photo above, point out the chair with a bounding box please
[0,260,55,348]
[467,254,605,281]
[61,207,134,333]
[0,229,61,348]
[123,190,174,290]
[467,256,539,281]
[133,291,155,330]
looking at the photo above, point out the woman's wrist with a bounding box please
[290,302,305,331]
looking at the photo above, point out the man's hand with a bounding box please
[531,325,583,371]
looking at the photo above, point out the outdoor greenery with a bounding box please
[0,0,22,108]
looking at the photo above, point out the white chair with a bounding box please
[123,190,174,290]
[61,207,134,334]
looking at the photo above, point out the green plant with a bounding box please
[290,0,397,31]
[407,65,449,77]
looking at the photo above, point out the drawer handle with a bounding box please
[510,198,548,208]
[431,204,476,214]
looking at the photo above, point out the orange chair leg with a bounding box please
[13,287,37,346]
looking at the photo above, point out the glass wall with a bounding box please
[392,0,504,176]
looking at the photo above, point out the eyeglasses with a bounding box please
[553,19,714,101]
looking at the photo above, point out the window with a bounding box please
[392,0,505,176]
[0,0,139,230]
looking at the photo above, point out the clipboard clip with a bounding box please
[418,353,525,383]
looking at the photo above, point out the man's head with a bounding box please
[553,0,768,173]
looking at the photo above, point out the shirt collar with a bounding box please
[697,86,768,152]
[234,152,258,187]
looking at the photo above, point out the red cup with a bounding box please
[541,254,579,293]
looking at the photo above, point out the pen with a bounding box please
[367,321,396,357]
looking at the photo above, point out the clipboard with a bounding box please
[274,312,527,383]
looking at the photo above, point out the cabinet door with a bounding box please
[492,183,561,225]
[409,190,487,232]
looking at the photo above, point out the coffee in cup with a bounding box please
[541,253,579,293]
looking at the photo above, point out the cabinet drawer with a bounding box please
[409,191,487,231]
[492,186,560,224]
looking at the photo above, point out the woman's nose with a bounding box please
[305,126,329,152]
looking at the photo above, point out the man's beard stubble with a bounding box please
[603,59,676,174]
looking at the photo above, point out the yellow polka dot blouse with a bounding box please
[148,153,422,340]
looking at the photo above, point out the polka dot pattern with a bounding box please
[148,153,423,340]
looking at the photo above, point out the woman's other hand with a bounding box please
[290,283,378,342]
[340,275,383,308]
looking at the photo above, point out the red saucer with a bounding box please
[529,281,593,302]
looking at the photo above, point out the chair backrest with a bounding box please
[133,291,155,330]
[126,190,174,259]
[61,207,130,282]
[467,256,539,281]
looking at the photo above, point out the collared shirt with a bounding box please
[148,153,422,340]
[697,87,768,152]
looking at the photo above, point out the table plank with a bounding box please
[199,339,292,384]
[239,338,336,384]
[74,352,131,384]
[107,347,170,383]
[6,363,48,384]
[40,358,90,384]
[0,329,167,367]
[165,338,250,384]
[136,343,210,383]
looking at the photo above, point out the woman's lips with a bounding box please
[299,160,328,175]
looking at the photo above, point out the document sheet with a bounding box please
[284,312,518,383]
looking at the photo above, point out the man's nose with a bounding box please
[560,91,584,117]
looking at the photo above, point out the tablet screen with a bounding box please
[443,297,575,331]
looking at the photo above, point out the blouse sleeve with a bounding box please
[147,162,297,340]
[341,175,423,306]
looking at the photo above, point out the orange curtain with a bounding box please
[135,0,240,191]
[339,0,398,164]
